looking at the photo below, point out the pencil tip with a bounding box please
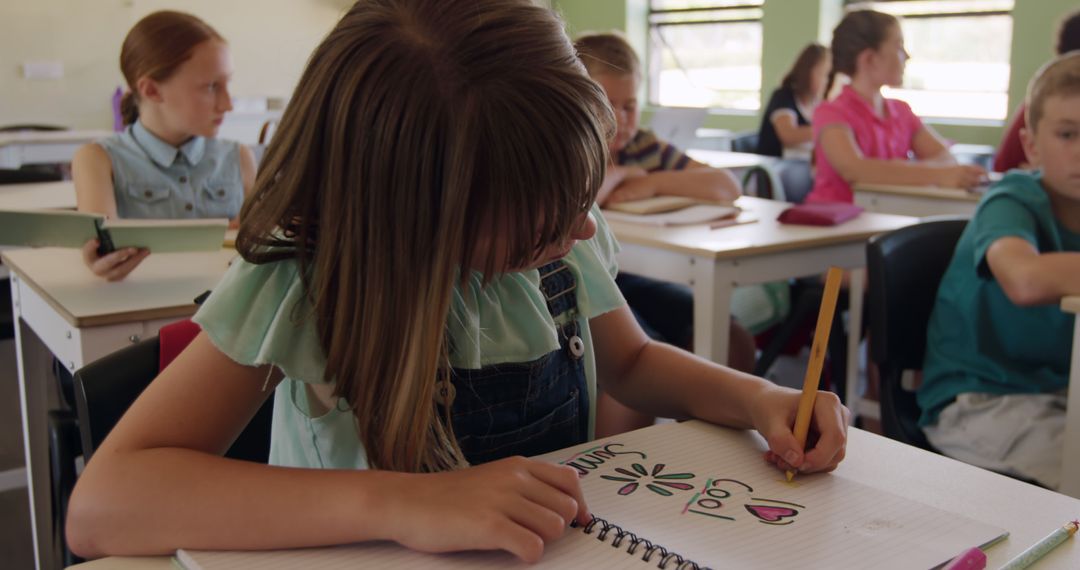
[785,470,794,482]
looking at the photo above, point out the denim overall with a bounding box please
[440,261,590,465]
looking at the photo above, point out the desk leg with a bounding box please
[14,304,58,569]
[691,258,732,364]
[846,268,865,426]
[1061,317,1080,499]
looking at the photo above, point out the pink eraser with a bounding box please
[942,546,987,570]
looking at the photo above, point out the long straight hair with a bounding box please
[236,0,612,473]
[781,43,829,100]
[118,11,223,125]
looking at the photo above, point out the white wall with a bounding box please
[0,0,347,130]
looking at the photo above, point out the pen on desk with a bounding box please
[709,216,756,230]
[998,520,1078,570]
[785,266,843,482]
[941,547,986,570]
[941,533,1009,570]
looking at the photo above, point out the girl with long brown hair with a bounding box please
[756,43,831,158]
[72,10,256,281]
[67,0,849,562]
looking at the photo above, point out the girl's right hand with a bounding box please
[81,239,150,281]
[385,456,590,563]
[938,164,986,190]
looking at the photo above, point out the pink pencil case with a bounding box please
[778,202,863,226]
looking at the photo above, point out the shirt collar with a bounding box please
[132,120,206,167]
[839,85,891,122]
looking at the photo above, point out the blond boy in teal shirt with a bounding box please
[919,53,1080,490]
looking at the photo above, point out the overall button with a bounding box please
[179,176,188,184]
[185,203,194,211]
[143,190,153,198]
[216,189,226,197]
[433,378,456,406]
[567,335,585,359]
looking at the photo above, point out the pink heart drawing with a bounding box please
[744,504,798,523]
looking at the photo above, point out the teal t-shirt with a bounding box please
[192,206,626,469]
[918,171,1080,425]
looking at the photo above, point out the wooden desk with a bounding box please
[67,428,1080,569]
[686,149,774,171]
[0,130,112,169]
[0,181,77,210]
[839,429,1080,568]
[5,247,235,570]
[1061,295,1080,499]
[691,127,735,151]
[854,183,982,218]
[607,196,916,422]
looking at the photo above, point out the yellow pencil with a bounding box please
[786,266,844,482]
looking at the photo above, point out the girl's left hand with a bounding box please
[750,387,850,474]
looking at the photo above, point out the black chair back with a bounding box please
[0,168,62,185]
[0,124,66,132]
[866,218,968,450]
[730,131,759,153]
[73,337,273,463]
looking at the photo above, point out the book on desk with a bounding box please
[175,420,1007,570]
[0,209,228,254]
[601,196,752,227]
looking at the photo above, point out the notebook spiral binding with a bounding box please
[571,516,708,570]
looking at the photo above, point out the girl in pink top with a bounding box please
[807,10,985,204]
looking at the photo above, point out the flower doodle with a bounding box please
[600,463,695,497]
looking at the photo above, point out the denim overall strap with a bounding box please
[445,260,590,465]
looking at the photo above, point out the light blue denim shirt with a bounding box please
[96,120,243,219]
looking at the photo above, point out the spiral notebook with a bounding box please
[176,421,1007,570]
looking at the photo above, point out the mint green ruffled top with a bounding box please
[193,207,625,469]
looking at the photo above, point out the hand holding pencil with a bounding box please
[755,267,850,476]
[787,267,845,481]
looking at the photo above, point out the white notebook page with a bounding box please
[178,421,1006,569]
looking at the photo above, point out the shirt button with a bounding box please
[217,189,225,197]
[185,203,194,211]
[144,191,153,198]
[179,176,188,184]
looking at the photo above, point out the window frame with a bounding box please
[843,0,1015,121]
[646,1,765,111]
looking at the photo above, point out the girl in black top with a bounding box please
[756,44,830,157]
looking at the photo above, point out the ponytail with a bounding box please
[780,43,828,99]
[820,69,838,102]
[119,91,139,126]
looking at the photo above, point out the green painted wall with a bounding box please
[553,0,1074,146]
[1007,0,1077,125]
[557,0,626,37]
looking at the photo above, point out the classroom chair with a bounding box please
[866,217,967,452]
[60,325,274,564]
[73,335,274,463]
[754,279,850,403]
[0,167,62,185]
[774,159,813,204]
[741,164,783,201]
[729,131,759,153]
[0,124,66,132]
[740,159,813,204]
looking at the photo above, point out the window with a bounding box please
[647,0,764,111]
[845,0,1014,121]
